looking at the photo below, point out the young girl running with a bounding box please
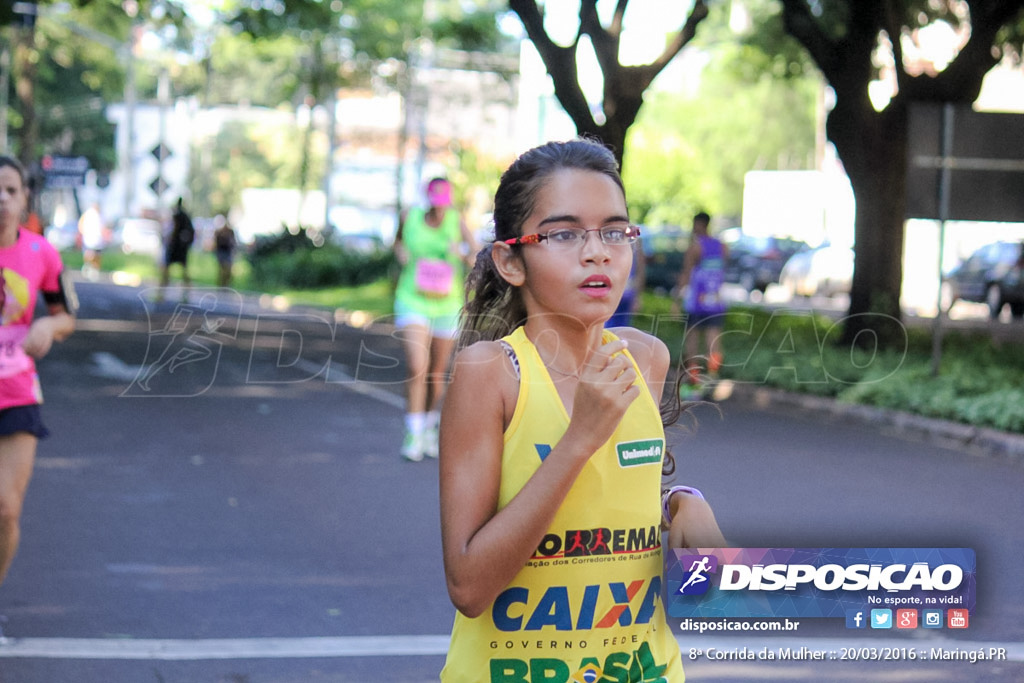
[439,139,723,681]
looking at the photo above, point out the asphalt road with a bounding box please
[0,279,1021,682]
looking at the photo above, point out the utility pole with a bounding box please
[124,22,137,219]
[156,68,169,211]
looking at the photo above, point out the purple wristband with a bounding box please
[662,485,705,527]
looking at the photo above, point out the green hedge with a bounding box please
[714,306,1024,433]
[248,228,396,290]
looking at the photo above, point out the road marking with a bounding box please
[0,634,1020,661]
[89,351,145,382]
[87,351,405,410]
[295,358,406,410]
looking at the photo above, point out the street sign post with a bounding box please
[907,104,1024,223]
[906,103,1024,376]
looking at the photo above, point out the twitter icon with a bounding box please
[871,609,892,629]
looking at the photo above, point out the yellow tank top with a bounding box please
[441,326,685,682]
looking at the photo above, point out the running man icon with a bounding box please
[677,554,718,596]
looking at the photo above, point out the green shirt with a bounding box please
[395,207,464,317]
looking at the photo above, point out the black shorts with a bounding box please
[166,247,190,266]
[0,404,50,439]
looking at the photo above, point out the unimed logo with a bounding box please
[615,439,664,467]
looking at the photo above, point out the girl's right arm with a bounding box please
[440,338,639,618]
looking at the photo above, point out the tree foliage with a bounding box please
[624,0,819,227]
[508,0,711,167]
[189,116,326,217]
[775,0,1024,347]
[3,0,190,168]
[226,0,426,89]
[624,67,818,227]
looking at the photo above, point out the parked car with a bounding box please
[779,243,855,298]
[722,231,809,293]
[111,217,164,259]
[943,241,1024,319]
[640,224,688,294]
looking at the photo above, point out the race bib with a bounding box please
[0,325,32,379]
[414,259,455,297]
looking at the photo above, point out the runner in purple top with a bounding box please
[675,211,728,396]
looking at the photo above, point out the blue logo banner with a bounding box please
[666,548,975,619]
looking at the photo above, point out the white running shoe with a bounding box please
[401,430,424,462]
[423,426,439,459]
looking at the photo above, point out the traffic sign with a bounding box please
[151,143,172,162]
[41,154,89,189]
[149,176,169,196]
[906,103,1024,223]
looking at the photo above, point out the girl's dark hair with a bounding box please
[0,156,27,186]
[458,138,624,348]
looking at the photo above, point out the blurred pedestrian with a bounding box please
[213,214,237,288]
[22,177,42,237]
[159,197,195,302]
[674,211,728,398]
[0,156,76,602]
[78,202,106,276]
[393,177,477,462]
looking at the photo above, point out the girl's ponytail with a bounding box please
[458,243,527,349]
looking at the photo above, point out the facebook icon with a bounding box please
[846,609,867,629]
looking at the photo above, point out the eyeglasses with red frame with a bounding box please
[502,223,640,249]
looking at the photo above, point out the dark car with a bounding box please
[722,231,809,293]
[944,241,1024,319]
[640,225,688,294]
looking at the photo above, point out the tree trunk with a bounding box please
[827,95,908,348]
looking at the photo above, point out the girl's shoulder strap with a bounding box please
[496,339,520,381]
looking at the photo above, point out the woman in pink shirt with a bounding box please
[0,155,75,592]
